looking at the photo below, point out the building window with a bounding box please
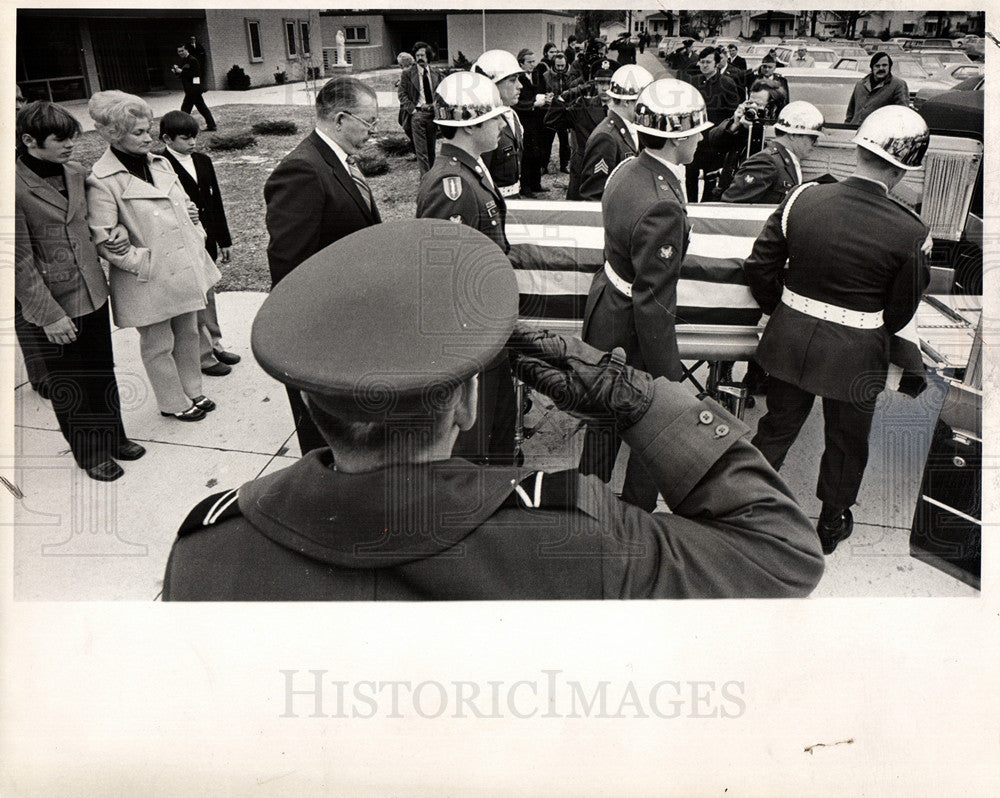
[344,25,368,43]
[284,19,298,58]
[245,19,263,62]
[300,21,311,57]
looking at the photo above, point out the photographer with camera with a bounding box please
[721,99,824,204]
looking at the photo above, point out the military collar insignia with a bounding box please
[442,176,462,201]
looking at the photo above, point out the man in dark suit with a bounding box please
[264,76,382,454]
[171,43,216,131]
[726,44,748,72]
[580,78,713,511]
[158,110,240,377]
[687,47,741,200]
[744,106,931,554]
[396,41,442,175]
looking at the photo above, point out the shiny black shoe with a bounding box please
[201,362,232,376]
[161,404,206,421]
[213,348,241,365]
[114,440,147,461]
[817,509,854,555]
[86,459,124,482]
[191,395,216,412]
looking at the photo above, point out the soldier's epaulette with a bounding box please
[177,488,242,537]
[501,469,582,511]
[606,155,635,185]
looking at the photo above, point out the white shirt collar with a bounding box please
[644,148,688,203]
[165,146,197,179]
[622,118,640,151]
[314,127,351,170]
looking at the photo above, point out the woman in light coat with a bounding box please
[86,90,221,420]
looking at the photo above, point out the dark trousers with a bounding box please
[538,125,570,171]
[520,127,544,192]
[453,350,518,466]
[411,109,436,175]
[751,376,876,509]
[14,299,52,389]
[21,304,128,468]
[181,88,216,129]
[685,143,724,202]
[286,386,328,456]
[579,420,659,512]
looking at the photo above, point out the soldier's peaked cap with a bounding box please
[252,220,518,419]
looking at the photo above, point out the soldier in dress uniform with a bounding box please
[578,64,653,201]
[578,79,714,512]
[472,50,527,199]
[744,106,932,554]
[162,219,824,600]
[416,71,516,464]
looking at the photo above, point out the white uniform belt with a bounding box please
[499,181,520,197]
[604,261,633,298]
[781,287,883,329]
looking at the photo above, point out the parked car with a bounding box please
[913,73,985,109]
[780,67,865,121]
[913,48,974,69]
[831,57,954,100]
[913,37,962,49]
[775,46,838,68]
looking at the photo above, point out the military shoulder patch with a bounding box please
[593,158,609,175]
[743,174,755,184]
[442,176,463,201]
[449,215,463,223]
[658,245,675,260]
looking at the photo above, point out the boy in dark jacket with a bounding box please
[159,111,239,376]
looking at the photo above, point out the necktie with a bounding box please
[421,67,433,106]
[346,157,372,211]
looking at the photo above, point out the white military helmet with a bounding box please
[472,49,524,83]
[433,71,510,127]
[774,101,825,137]
[852,105,929,170]
[606,64,654,100]
[632,78,713,138]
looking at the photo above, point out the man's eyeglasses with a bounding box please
[340,110,378,132]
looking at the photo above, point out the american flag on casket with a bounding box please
[505,198,922,366]
[505,198,771,361]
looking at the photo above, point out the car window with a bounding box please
[814,51,835,62]
[834,58,860,70]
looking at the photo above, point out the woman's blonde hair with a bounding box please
[88,90,153,144]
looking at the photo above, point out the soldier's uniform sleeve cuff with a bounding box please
[622,377,751,508]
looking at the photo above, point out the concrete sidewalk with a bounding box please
[61,72,401,133]
[10,291,977,600]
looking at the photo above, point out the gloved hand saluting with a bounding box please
[507,324,654,431]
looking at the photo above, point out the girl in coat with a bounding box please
[86,90,221,421]
[15,101,143,481]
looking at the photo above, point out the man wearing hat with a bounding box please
[579,78,714,512]
[743,106,932,554]
[162,220,824,600]
[416,70,517,464]
[744,57,788,110]
[472,49,527,198]
[578,64,653,200]
[544,66,614,200]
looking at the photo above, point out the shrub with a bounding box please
[376,134,413,157]
[353,151,389,177]
[251,119,298,135]
[208,131,256,151]
[226,64,251,91]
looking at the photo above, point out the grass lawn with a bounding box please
[68,101,570,292]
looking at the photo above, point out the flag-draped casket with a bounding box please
[505,199,771,360]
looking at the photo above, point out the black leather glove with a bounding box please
[508,324,654,431]
[897,372,927,399]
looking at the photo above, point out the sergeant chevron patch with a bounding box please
[593,159,609,175]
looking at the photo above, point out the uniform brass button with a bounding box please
[699,410,714,425]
